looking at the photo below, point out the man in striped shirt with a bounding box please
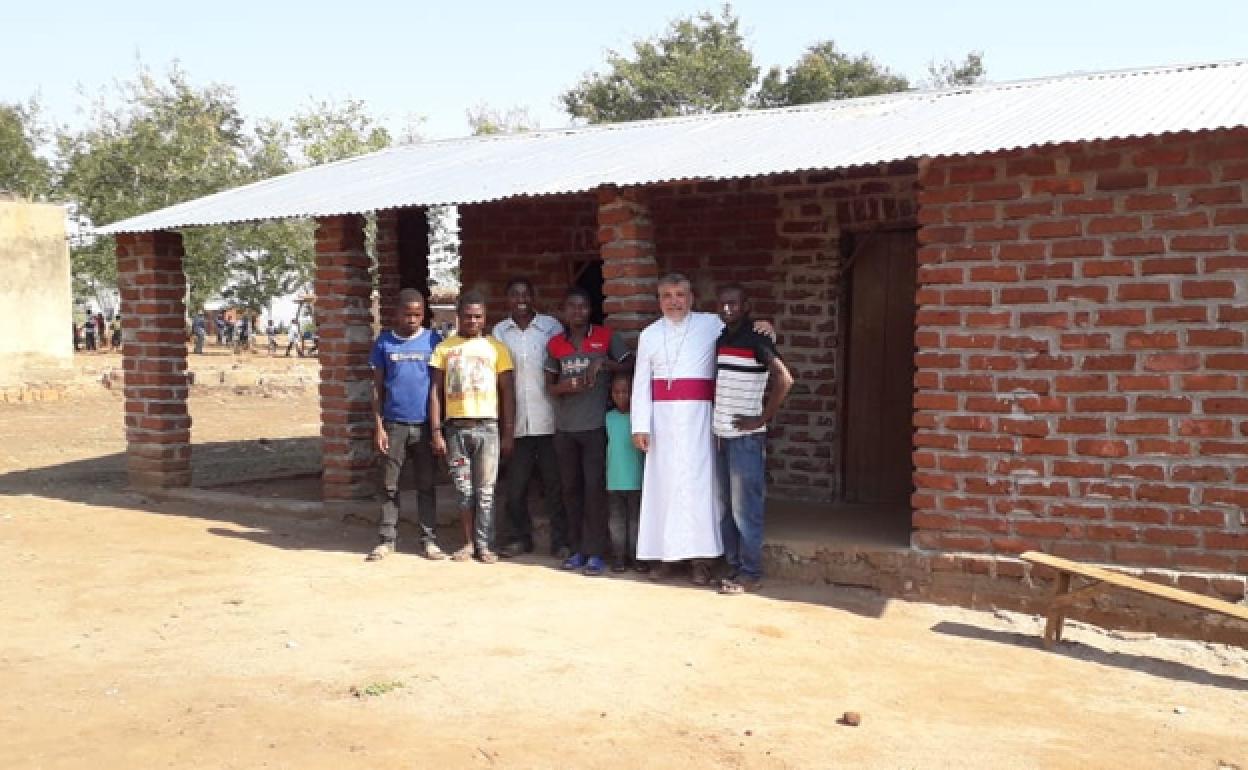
[713,284,795,594]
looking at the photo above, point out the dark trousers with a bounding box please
[608,490,642,564]
[554,428,608,557]
[504,434,567,549]
[379,421,437,545]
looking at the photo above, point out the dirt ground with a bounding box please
[2,352,1247,769]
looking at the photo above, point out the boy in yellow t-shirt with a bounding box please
[430,290,515,563]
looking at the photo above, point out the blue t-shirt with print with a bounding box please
[369,328,443,423]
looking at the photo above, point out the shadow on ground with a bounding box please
[931,621,1248,690]
[1,438,893,618]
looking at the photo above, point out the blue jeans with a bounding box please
[717,433,767,581]
[445,419,500,552]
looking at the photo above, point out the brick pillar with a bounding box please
[115,231,191,489]
[598,186,658,342]
[314,215,375,502]
[375,209,401,327]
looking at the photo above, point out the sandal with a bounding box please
[718,577,762,595]
[450,545,475,562]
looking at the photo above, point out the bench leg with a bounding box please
[1043,572,1072,650]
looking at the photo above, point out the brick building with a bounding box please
[101,61,1248,631]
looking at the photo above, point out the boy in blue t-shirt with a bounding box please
[605,372,645,573]
[366,289,445,562]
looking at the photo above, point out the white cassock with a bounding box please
[631,312,724,561]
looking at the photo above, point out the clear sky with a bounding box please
[5,0,1246,140]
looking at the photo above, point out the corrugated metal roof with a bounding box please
[99,59,1248,234]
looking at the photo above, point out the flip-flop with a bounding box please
[718,578,745,595]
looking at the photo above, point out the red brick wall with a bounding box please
[458,170,917,501]
[646,165,918,499]
[458,193,598,325]
[914,128,1248,572]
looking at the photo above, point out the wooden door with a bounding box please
[843,230,917,505]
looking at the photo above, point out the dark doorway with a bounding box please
[569,258,606,325]
[842,229,917,506]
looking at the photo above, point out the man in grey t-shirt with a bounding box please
[544,288,632,576]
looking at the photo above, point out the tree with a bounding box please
[926,51,987,89]
[466,104,539,136]
[0,98,52,199]
[289,98,390,165]
[56,65,250,310]
[753,41,910,108]
[562,5,757,123]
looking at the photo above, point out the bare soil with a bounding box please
[1,360,1246,769]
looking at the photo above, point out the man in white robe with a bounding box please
[631,273,724,583]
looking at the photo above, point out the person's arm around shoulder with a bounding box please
[732,334,795,433]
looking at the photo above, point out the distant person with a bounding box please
[366,289,447,562]
[223,317,235,347]
[215,313,225,346]
[109,316,122,351]
[284,319,303,357]
[83,313,97,352]
[428,290,515,564]
[95,313,107,351]
[605,372,644,573]
[265,320,277,356]
[236,314,250,354]
[192,314,206,354]
[72,321,81,352]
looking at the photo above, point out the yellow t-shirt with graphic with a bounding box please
[430,335,514,419]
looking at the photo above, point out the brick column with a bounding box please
[115,231,191,489]
[598,186,658,342]
[375,209,401,327]
[314,215,375,502]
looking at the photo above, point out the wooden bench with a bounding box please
[1020,550,1248,649]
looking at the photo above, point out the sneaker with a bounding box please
[366,542,394,561]
[422,542,448,561]
[476,549,499,564]
[583,556,605,576]
[561,552,586,571]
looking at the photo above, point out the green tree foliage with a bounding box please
[926,51,987,89]
[56,67,395,315]
[0,98,52,199]
[467,104,539,136]
[562,5,758,123]
[753,41,910,108]
[290,98,390,165]
[56,65,248,310]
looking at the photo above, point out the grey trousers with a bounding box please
[378,420,438,545]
